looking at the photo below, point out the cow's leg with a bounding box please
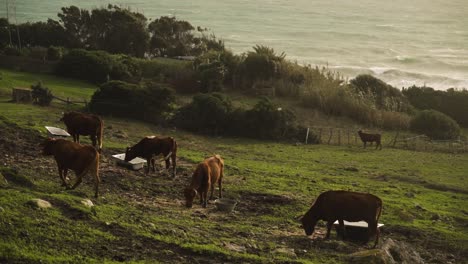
[63,168,70,183]
[90,135,97,148]
[199,190,203,205]
[69,170,84,190]
[338,219,346,239]
[325,221,334,239]
[209,181,215,200]
[202,184,209,208]
[218,178,223,199]
[72,134,77,143]
[93,169,100,198]
[58,166,67,187]
[145,158,151,174]
[76,134,80,144]
[151,158,156,173]
[171,154,177,177]
[372,222,380,248]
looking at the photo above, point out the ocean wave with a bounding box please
[330,65,468,90]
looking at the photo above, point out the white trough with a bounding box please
[333,220,384,228]
[45,126,71,137]
[111,153,147,171]
[332,220,384,241]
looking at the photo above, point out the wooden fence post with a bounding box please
[338,129,341,145]
[305,127,310,144]
[319,128,323,144]
[328,128,333,145]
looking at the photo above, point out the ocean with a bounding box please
[3,0,468,90]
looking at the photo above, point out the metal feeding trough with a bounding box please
[111,153,147,171]
[45,126,71,138]
[333,220,384,241]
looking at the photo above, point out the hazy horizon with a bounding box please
[2,0,467,90]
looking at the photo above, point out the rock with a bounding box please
[113,130,128,139]
[348,238,424,264]
[274,247,297,258]
[0,173,8,187]
[352,182,360,187]
[414,204,425,211]
[349,249,391,264]
[344,167,359,172]
[81,199,94,208]
[405,192,415,198]
[28,199,52,209]
[223,242,246,253]
[430,214,440,221]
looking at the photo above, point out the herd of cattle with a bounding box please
[41,111,384,247]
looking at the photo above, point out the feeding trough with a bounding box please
[111,153,147,171]
[45,126,71,138]
[214,198,238,212]
[333,220,384,241]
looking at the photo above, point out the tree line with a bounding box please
[0,5,223,58]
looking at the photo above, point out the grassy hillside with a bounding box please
[0,69,467,263]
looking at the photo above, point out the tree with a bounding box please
[148,16,195,57]
[57,6,91,48]
[87,5,149,57]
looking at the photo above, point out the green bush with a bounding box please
[90,80,175,123]
[56,49,141,84]
[31,82,53,106]
[410,110,461,140]
[173,92,232,134]
[47,46,63,61]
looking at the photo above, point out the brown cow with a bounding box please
[41,138,101,198]
[60,111,103,152]
[301,190,383,248]
[125,136,177,176]
[184,155,224,208]
[358,130,382,150]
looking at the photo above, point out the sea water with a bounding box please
[3,0,468,90]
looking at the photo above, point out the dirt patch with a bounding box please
[236,191,297,215]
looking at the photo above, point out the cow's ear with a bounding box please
[126,147,130,151]
[193,189,198,197]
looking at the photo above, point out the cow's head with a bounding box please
[184,188,197,208]
[300,210,318,236]
[40,138,55,155]
[124,147,136,162]
[59,112,67,122]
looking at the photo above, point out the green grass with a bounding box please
[0,68,97,100]
[0,69,467,263]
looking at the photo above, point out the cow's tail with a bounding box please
[375,199,383,222]
[97,117,103,151]
[164,137,177,161]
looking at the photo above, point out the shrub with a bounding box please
[230,97,297,140]
[90,80,175,123]
[47,46,63,61]
[31,82,53,106]
[410,110,461,140]
[56,49,142,83]
[173,93,232,134]
[3,46,22,56]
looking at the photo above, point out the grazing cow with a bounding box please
[60,111,103,152]
[358,130,382,150]
[125,136,177,176]
[184,155,224,208]
[301,190,383,248]
[41,138,100,198]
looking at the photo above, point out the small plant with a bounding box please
[31,82,53,106]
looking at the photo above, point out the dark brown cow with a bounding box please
[125,136,177,176]
[301,190,383,248]
[41,138,101,198]
[184,155,224,208]
[60,111,103,152]
[358,130,382,150]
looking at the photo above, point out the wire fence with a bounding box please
[307,127,468,153]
